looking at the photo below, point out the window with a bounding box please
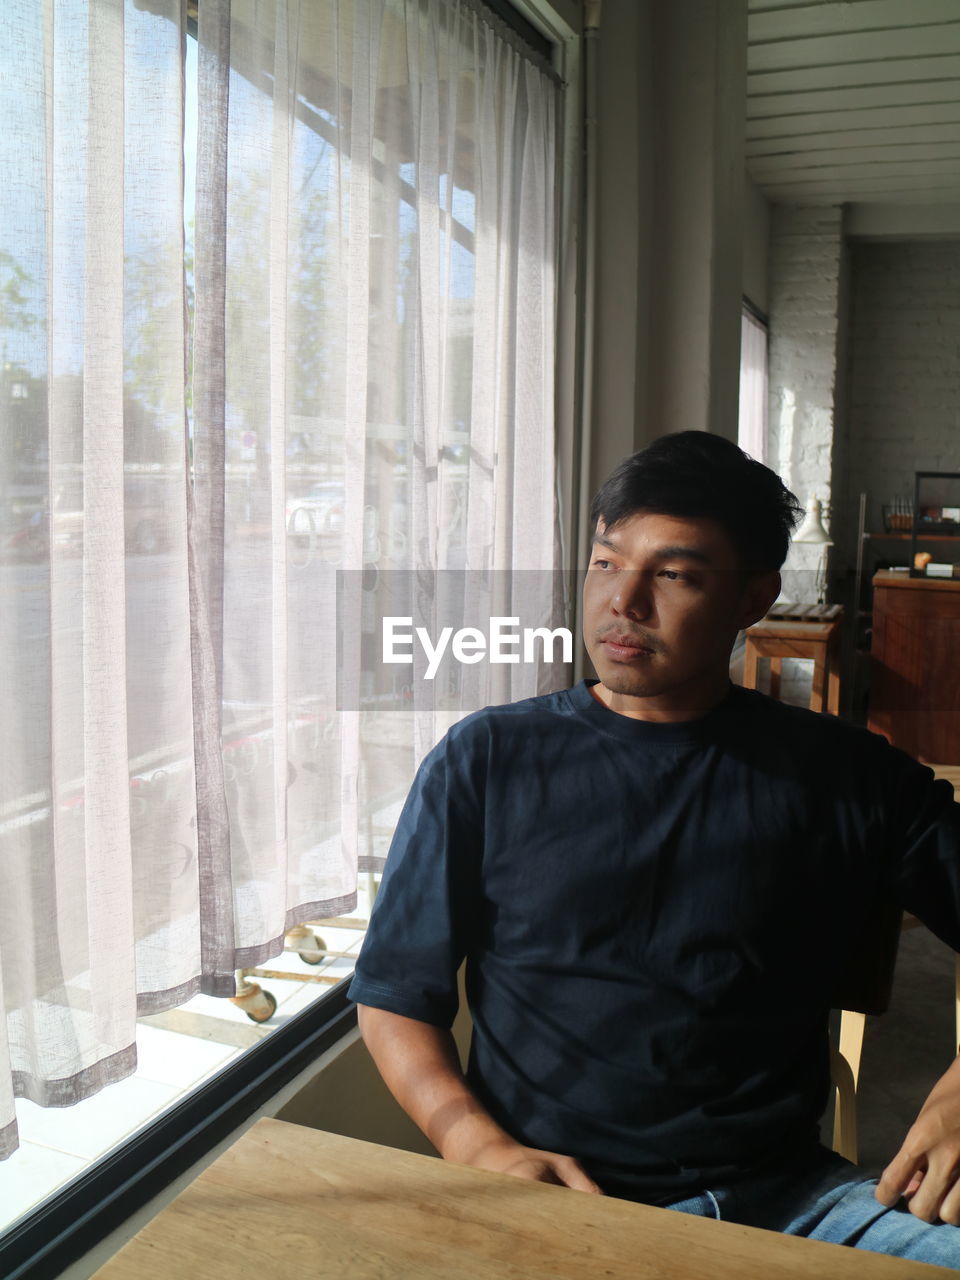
[0,0,566,1271]
[738,301,768,464]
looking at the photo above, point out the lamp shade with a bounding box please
[793,496,833,546]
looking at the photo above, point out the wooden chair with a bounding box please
[829,767,960,1163]
[829,896,904,1163]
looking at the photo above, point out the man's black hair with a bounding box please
[589,431,804,572]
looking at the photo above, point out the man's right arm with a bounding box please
[356,1004,601,1193]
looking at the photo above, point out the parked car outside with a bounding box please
[285,481,344,544]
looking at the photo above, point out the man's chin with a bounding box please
[595,669,659,699]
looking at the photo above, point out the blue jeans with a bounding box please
[663,1147,960,1267]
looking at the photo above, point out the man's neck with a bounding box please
[588,676,733,723]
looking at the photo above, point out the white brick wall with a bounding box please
[767,206,843,551]
[764,207,844,704]
[839,241,960,573]
[754,225,960,710]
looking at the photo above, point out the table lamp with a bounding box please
[792,495,833,603]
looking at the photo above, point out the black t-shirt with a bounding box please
[348,680,960,1199]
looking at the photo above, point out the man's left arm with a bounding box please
[876,757,960,1222]
[877,1053,960,1222]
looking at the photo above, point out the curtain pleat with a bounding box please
[81,0,137,1059]
[192,0,236,994]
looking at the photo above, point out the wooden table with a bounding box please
[743,614,843,715]
[93,1118,955,1278]
[932,765,960,797]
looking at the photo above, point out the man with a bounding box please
[349,431,960,1264]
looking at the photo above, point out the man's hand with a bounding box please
[356,1005,601,1194]
[457,1133,601,1192]
[876,1055,960,1224]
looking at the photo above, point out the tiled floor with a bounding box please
[0,908,371,1236]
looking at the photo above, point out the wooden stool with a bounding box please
[743,608,843,715]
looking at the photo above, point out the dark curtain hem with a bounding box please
[5,1042,140,1158]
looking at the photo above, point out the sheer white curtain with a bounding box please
[1,0,191,1159]
[0,0,560,1157]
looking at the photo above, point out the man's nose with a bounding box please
[610,571,652,620]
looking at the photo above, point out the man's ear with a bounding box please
[736,570,781,631]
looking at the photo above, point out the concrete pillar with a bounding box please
[589,0,652,498]
[588,0,748,512]
[648,0,747,445]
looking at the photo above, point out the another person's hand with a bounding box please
[877,1057,960,1224]
[464,1134,602,1192]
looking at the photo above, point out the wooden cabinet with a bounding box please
[868,571,960,764]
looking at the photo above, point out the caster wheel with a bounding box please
[298,934,327,965]
[244,990,277,1023]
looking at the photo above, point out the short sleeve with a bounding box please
[881,747,960,952]
[347,723,484,1028]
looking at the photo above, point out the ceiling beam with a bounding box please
[749,0,960,44]
[748,53,960,95]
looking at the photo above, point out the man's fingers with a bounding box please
[937,1175,960,1227]
[902,1173,944,1224]
[497,1152,601,1193]
[480,1143,604,1194]
[903,1151,960,1224]
[554,1156,603,1194]
[876,1148,922,1208]
[878,1151,960,1223]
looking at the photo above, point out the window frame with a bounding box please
[738,297,769,466]
[0,988,355,1280]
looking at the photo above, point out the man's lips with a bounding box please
[598,634,656,660]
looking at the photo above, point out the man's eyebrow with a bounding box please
[593,532,622,553]
[651,544,712,564]
[592,532,712,564]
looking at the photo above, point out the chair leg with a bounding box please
[743,640,759,690]
[827,631,841,716]
[831,1009,866,1165]
[839,1009,867,1090]
[830,1041,859,1164]
[810,652,826,713]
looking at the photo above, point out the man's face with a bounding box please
[582,510,780,721]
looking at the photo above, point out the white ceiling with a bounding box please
[746,0,960,207]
